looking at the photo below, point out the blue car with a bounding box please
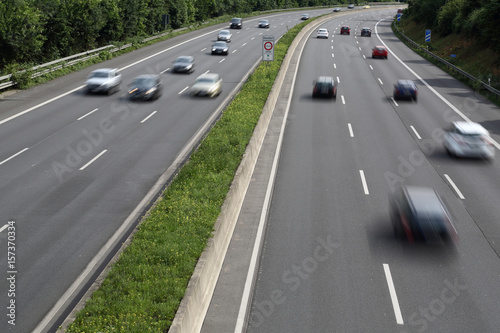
[393,80,418,101]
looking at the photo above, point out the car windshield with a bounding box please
[231,19,240,23]
[90,72,110,78]
[220,31,229,35]
[214,42,226,47]
[133,78,155,88]
[175,57,191,63]
[198,78,216,83]
[375,47,385,51]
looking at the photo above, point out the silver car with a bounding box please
[443,121,495,160]
[190,73,222,97]
[85,68,121,95]
[217,30,232,42]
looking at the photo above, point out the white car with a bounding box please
[85,68,122,95]
[190,73,222,97]
[443,121,495,160]
[317,28,329,39]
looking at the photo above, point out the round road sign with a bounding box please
[264,41,273,51]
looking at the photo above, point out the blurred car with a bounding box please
[390,186,458,243]
[347,4,355,9]
[128,75,163,101]
[217,29,232,42]
[360,27,372,37]
[258,19,270,28]
[317,28,329,39]
[372,45,388,59]
[85,68,121,95]
[211,41,229,55]
[230,17,243,29]
[393,80,417,101]
[363,5,370,9]
[443,121,495,160]
[191,73,223,97]
[312,76,337,99]
[172,56,195,74]
[340,26,350,35]
[301,13,310,20]
[397,8,403,13]
[333,7,341,12]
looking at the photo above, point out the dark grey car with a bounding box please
[230,18,242,29]
[211,41,229,55]
[128,75,163,101]
[390,186,458,244]
[172,56,195,73]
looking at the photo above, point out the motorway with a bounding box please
[240,7,500,333]
[0,8,335,333]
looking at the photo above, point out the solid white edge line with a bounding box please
[383,263,404,325]
[234,18,316,333]
[0,148,29,166]
[444,174,465,199]
[359,170,369,195]
[0,224,8,233]
[410,125,422,139]
[375,18,500,152]
[77,108,99,120]
[141,111,157,123]
[341,95,346,104]
[348,123,354,137]
[79,150,107,171]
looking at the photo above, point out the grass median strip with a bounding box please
[65,21,308,333]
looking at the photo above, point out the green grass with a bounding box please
[65,20,308,333]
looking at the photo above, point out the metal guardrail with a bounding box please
[393,21,500,96]
[0,44,134,91]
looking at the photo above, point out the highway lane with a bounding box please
[248,8,500,333]
[0,9,336,333]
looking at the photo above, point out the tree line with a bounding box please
[405,0,500,52]
[1,0,401,70]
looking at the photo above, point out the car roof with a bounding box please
[362,27,371,30]
[404,186,445,215]
[318,28,328,31]
[452,121,489,135]
[219,30,230,33]
[176,55,193,61]
[397,79,415,86]
[134,74,158,79]
[92,68,115,73]
[317,76,334,83]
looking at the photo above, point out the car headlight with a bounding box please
[145,88,156,95]
[212,48,216,52]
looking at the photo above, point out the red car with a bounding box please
[372,45,388,59]
[340,26,350,35]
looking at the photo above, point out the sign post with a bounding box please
[262,35,274,62]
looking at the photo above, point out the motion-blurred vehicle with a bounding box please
[317,28,329,39]
[340,26,350,35]
[301,13,310,20]
[258,19,270,28]
[443,121,495,160]
[372,45,388,59]
[363,5,370,9]
[390,186,458,243]
[217,30,232,42]
[312,76,337,99]
[333,7,341,12]
[211,41,229,55]
[230,17,243,29]
[397,8,403,13]
[347,4,355,9]
[361,27,372,37]
[393,80,417,101]
[172,56,195,74]
[128,75,163,101]
[190,73,222,97]
[85,68,121,95]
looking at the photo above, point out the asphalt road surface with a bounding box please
[246,8,500,333]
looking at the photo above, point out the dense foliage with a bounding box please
[405,0,500,52]
[1,0,395,70]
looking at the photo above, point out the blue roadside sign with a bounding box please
[397,13,402,21]
[425,29,431,42]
